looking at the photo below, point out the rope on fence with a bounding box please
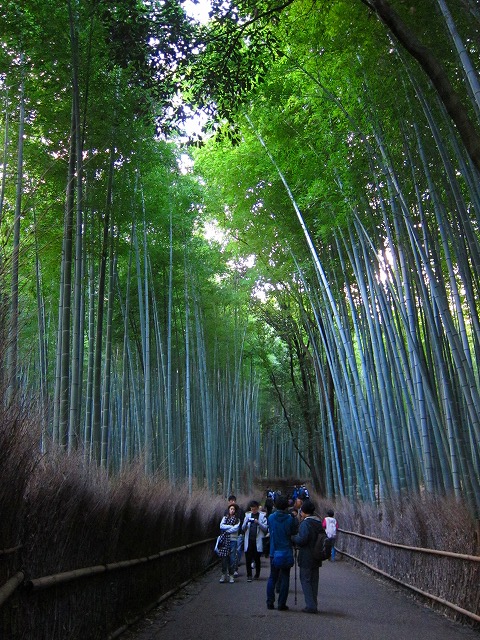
[338,548,480,624]
[338,528,480,561]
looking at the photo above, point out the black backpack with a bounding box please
[312,525,333,562]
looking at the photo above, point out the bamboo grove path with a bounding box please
[122,557,479,640]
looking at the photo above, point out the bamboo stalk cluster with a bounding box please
[193,0,480,512]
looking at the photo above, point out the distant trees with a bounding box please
[2,0,480,511]
[0,0,264,493]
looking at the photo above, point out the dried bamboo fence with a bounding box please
[3,531,480,637]
[0,537,217,639]
[337,528,480,624]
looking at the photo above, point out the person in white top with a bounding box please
[322,509,338,561]
[242,500,268,581]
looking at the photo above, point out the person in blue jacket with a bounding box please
[266,494,299,611]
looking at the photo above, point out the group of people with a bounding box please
[216,490,338,614]
[216,495,269,583]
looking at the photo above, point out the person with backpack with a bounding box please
[291,499,323,614]
[322,509,338,561]
[297,484,309,500]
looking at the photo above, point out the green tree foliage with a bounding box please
[99,0,197,133]
[0,0,265,492]
[193,0,480,510]
[2,0,480,510]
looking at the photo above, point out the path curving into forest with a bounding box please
[122,556,479,640]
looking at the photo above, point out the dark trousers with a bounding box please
[299,565,319,611]
[266,561,291,608]
[245,544,261,578]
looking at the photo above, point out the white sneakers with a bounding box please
[220,574,235,583]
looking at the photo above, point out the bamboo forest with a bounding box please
[1,0,480,515]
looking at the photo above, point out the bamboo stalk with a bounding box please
[339,548,480,623]
[26,538,216,590]
[0,572,24,607]
[0,545,22,557]
[107,559,219,640]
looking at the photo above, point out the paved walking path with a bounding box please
[124,557,479,640]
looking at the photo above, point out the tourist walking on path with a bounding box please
[322,509,338,561]
[242,500,268,581]
[266,494,298,611]
[292,499,323,613]
[219,504,241,583]
[225,495,245,574]
[264,490,274,517]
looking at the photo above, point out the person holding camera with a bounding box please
[242,500,268,582]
